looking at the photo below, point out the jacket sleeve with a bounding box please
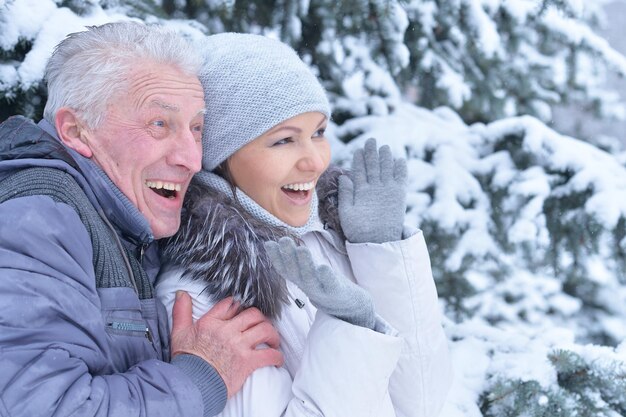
[156,271,403,417]
[346,229,453,417]
[0,196,223,417]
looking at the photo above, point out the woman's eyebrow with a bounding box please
[267,125,302,134]
[267,116,327,135]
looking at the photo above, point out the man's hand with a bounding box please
[170,292,283,398]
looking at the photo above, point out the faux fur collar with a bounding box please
[162,165,344,319]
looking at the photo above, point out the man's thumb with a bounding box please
[171,290,193,331]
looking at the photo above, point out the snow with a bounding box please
[1,2,132,90]
[466,0,502,59]
[0,0,57,50]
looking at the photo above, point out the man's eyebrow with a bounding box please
[149,101,206,118]
[150,100,180,112]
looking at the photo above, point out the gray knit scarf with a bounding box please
[195,171,326,237]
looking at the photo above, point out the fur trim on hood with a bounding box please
[162,165,345,319]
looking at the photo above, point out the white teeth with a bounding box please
[282,181,315,191]
[146,181,181,192]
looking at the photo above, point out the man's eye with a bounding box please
[147,119,168,139]
[192,124,203,142]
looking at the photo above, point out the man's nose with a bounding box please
[169,128,203,174]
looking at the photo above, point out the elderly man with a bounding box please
[0,22,282,417]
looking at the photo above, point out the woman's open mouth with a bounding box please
[281,181,315,201]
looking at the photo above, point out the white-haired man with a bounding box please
[0,22,282,417]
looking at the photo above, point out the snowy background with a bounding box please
[3,0,626,415]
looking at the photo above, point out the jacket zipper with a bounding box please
[107,321,153,342]
[138,244,147,264]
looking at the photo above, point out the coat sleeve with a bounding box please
[346,229,453,417]
[156,271,403,417]
[0,196,218,417]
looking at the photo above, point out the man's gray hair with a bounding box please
[43,21,202,129]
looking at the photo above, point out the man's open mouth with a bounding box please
[146,181,181,199]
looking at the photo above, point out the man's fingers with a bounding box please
[250,346,284,368]
[202,296,239,321]
[241,320,281,350]
[171,291,194,331]
[233,306,267,332]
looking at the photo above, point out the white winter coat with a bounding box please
[157,227,452,417]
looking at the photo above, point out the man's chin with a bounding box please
[150,219,181,240]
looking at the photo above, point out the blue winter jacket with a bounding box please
[0,116,227,416]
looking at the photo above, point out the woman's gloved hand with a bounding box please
[338,138,408,244]
[264,237,376,330]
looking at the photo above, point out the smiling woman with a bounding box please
[226,112,330,227]
[156,32,452,417]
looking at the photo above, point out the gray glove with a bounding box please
[264,237,376,330]
[338,138,408,244]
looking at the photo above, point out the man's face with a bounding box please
[85,63,205,239]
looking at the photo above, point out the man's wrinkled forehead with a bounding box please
[147,99,206,116]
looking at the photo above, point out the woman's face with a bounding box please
[228,112,331,227]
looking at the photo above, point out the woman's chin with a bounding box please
[278,209,311,228]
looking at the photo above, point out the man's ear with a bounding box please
[55,107,94,158]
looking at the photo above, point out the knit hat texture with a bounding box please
[199,33,331,171]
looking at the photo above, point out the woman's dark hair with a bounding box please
[214,160,239,201]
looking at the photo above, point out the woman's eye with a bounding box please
[313,128,326,138]
[152,120,166,128]
[272,138,293,146]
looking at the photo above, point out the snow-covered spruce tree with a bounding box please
[0,0,166,121]
[170,0,626,128]
[481,349,626,417]
[471,116,626,346]
[399,0,626,126]
[3,0,626,130]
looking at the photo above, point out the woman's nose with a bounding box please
[297,143,327,172]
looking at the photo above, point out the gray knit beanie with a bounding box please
[199,33,331,171]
